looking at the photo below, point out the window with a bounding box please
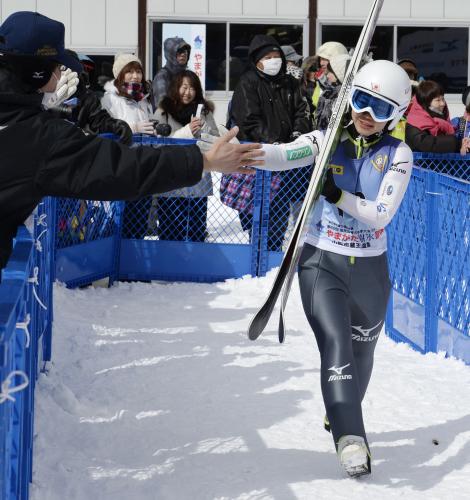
[229,24,303,90]
[83,55,114,93]
[152,21,226,91]
[321,25,393,61]
[397,27,468,93]
[151,21,304,92]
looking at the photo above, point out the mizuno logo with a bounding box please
[351,321,382,342]
[32,71,45,79]
[328,363,352,382]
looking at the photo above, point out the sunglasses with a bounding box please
[350,88,398,122]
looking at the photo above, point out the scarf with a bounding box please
[407,96,454,136]
[122,82,145,102]
[170,101,204,126]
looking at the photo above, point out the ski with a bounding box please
[248,0,385,342]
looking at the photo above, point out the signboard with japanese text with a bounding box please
[162,23,206,91]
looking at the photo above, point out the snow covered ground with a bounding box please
[31,273,470,500]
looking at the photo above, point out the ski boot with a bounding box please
[337,435,371,478]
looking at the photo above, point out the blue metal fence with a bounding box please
[0,200,54,500]
[0,141,468,498]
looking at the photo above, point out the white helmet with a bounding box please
[349,60,412,130]
[316,41,348,61]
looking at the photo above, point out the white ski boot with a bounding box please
[337,435,371,478]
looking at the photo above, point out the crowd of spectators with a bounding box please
[21,26,470,245]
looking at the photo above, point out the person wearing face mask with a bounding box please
[314,53,351,130]
[229,34,311,252]
[152,37,191,108]
[405,80,459,153]
[101,54,157,239]
[0,11,265,273]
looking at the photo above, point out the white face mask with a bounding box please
[260,58,282,76]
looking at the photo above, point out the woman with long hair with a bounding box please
[153,70,218,242]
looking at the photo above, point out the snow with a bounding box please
[30,272,470,500]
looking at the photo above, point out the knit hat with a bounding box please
[398,58,418,80]
[252,45,281,63]
[462,86,470,108]
[113,53,142,78]
[329,54,351,84]
[316,41,348,61]
[281,45,302,63]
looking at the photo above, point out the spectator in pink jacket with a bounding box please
[405,80,459,153]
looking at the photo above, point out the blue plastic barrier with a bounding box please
[0,201,54,500]
[386,168,470,362]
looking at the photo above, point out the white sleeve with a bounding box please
[255,130,323,171]
[336,141,413,228]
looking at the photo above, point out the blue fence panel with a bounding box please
[0,201,55,500]
[56,135,262,284]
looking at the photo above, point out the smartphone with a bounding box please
[196,103,204,119]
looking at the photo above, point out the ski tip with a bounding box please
[278,311,285,343]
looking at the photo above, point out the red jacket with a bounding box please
[406,96,454,136]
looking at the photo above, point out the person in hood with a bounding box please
[405,80,459,153]
[229,34,311,252]
[62,50,132,145]
[152,37,191,108]
[0,12,264,272]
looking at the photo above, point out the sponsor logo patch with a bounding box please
[386,185,393,195]
[371,154,388,172]
[330,164,344,175]
[287,145,313,161]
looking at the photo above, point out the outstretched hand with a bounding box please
[201,126,265,174]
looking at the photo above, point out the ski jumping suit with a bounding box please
[260,127,414,448]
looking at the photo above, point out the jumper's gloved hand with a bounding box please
[321,168,342,204]
[132,121,155,135]
[42,68,79,109]
[111,119,133,146]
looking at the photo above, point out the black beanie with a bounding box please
[462,86,470,108]
[4,54,57,90]
[252,45,281,64]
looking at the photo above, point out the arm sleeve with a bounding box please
[336,141,413,228]
[35,120,203,200]
[255,130,323,171]
[405,123,459,153]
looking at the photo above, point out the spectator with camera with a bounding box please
[101,53,157,238]
[153,70,220,242]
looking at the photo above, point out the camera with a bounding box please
[150,119,172,137]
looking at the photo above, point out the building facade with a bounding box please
[1,0,469,118]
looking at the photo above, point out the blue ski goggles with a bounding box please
[349,88,398,122]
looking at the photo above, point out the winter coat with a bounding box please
[152,37,191,108]
[73,84,132,144]
[101,80,153,132]
[153,106,216,197]
[405,97,459,153]
[229,34,310,144]
[0,68,203,271]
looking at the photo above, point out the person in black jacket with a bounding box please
[229,34,311,251]
[0,12,263,271]
[64,50,132,145]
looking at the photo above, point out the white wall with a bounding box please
[147,0,308,18]
[318,0,470,20]
[0,0,138,53]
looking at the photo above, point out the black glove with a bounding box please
[321,168,342,204]
[111,119,133,146]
